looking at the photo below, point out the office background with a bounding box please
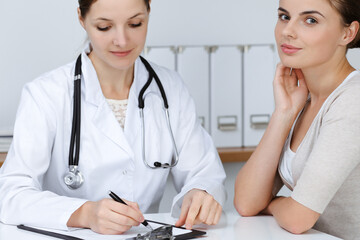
[0,0,359,212]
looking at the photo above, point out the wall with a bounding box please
[147,0,277,45]
[0,0,85,134]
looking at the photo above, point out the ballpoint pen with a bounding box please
[108,190,153,231]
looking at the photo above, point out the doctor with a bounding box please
[0,0,226,235]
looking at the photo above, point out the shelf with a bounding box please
[0,153,6,168]
[0,147,255,168]
[217,147,255,163]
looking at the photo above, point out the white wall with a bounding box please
[147,0,277,46]
[0,0,85,134]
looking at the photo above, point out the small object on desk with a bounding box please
[17,224,84,240]
[108,190,153,231]
[126,225,174,240]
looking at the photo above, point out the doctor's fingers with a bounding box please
[91,219,133,235]
[175,198,191,227]
[193,194,220,225]
[108,200,144,223]
[108,208,142,227]
[184,191,212,228]
[213,204,222,225]
[122,199,141,210]
[204,201,222,225]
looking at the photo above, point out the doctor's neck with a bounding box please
[88,51,134,100]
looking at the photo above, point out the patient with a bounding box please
[234,0,360,239]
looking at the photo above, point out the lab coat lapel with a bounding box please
[81,52,134,158]
[124,58,148,147]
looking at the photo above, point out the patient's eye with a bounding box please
[278,13,290,21]
[305,17,318,25]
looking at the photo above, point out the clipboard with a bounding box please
[17,221,206,240]
[146,219,206,240]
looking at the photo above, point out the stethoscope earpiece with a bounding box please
[153,162,171,168]
[154,162,162,168]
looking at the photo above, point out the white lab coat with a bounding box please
[0,48,226,230]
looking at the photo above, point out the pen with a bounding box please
[108,190,153,231]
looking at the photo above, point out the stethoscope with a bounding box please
[64,54,179,189]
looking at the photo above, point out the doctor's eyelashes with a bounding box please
[129,22,143,28]
[97,26,111,31]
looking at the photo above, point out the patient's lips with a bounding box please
[281,44,302,54]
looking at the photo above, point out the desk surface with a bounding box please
[0,212,340,240]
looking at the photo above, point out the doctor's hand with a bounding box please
[67,199,144,235]
[273,64,308,117]
[175,189,222,229]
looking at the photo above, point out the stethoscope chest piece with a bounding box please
[64,165,84,189]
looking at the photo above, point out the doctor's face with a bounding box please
[275,0,348,70]
[79,0,149,71]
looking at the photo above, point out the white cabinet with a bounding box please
[177,47,210,131]
[142,47,176,71]
[143,44,276,148]
[210,46,243,147]
[243,45,275,146]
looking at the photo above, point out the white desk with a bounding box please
[0,212,340,240]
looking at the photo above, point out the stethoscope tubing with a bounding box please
[68,55,82,167]
[139,56,169,109]
[66,54,180,189]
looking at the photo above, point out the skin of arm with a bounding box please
[234,65,309,216]
[234,111,295,216]
[263,196,320,234]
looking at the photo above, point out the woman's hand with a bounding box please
[273,64,309,117]
[68,199,144,235]
[175,189,222,229]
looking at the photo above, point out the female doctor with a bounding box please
[0,0,226,235]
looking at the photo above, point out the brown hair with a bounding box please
[78,0,151,19]
[328,0,360,48]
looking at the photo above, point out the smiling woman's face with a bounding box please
[275,0,347,69]
[79,0,149,71]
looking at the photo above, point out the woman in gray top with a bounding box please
[234,0,360,239]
